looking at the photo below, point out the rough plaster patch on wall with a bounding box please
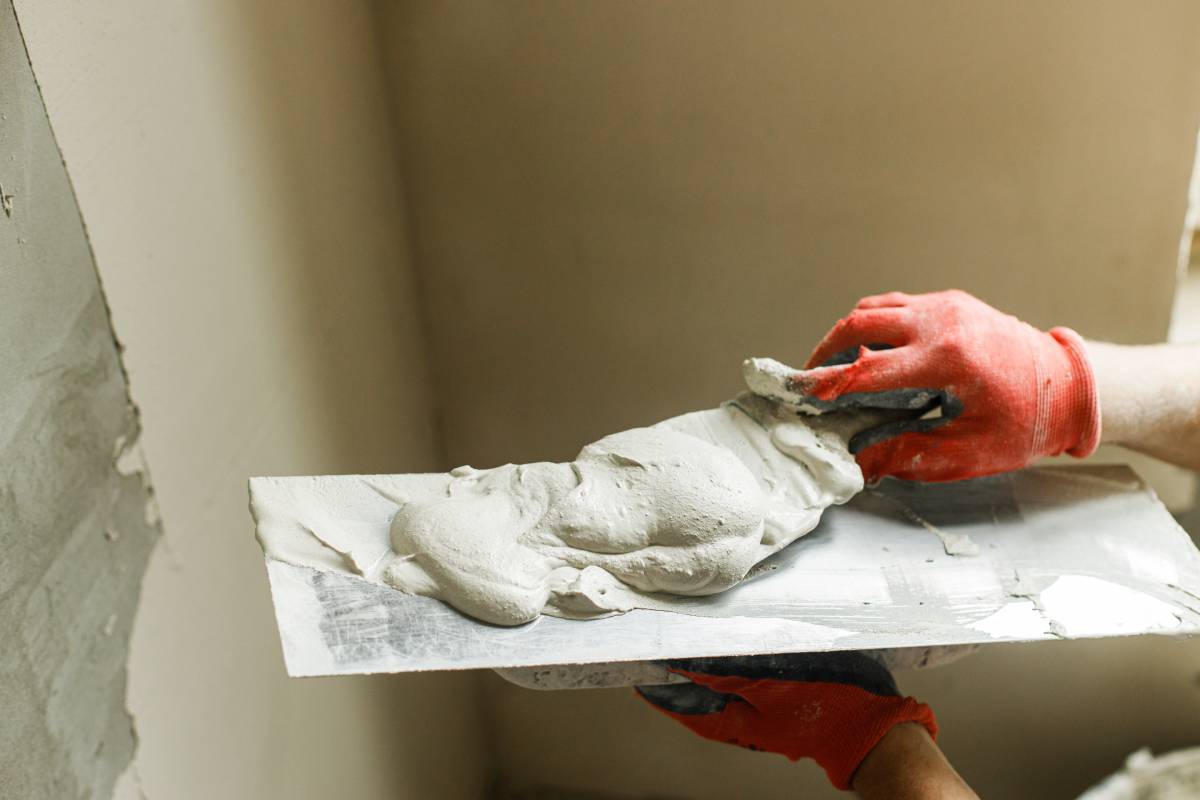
[0,1,160,797]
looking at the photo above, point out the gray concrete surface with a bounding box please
[0,2,158,796]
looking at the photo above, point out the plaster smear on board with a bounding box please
[382,395,864,625]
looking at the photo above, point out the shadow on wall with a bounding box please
[229,0,439,473]
[214,2,488,796]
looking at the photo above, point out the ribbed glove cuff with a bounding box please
[1039,326,1102,459]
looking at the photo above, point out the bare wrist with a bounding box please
[851,723,978,800]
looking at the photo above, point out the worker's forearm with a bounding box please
[851,723,978,800]
[1085,341,1200,471]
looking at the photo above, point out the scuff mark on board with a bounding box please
[869,489,980,556]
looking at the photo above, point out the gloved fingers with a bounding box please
[787,347,937,407]
[666,668,826,714]
[643,689,763,751]
[804,307,916,370]
[665,671,810,717]
[854,291,916,310]
[665,668,762,699]
[855,432,930,483]
[846,397,960,454]
[635,682,734,715]
[664,653,826,679]
[855,428,992,483]
[745,351,934,410]
[666,653,901,697]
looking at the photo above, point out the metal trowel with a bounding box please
[249,392,1200,685]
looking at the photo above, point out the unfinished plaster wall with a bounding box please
[0,2,159,796]
[12,1,489,798]
[381,2,1200,798]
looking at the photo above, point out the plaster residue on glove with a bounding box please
[381,392,864,626]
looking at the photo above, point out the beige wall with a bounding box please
[385,1,1200,469]
[382,2,1200,798]
[14,2,488,798]
[13,1,1200,796]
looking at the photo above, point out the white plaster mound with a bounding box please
[253,392,864,626]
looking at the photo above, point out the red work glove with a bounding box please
[636,652,937,791]
[745,289,1101,482]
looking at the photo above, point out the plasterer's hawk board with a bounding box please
[249,464,1200,677]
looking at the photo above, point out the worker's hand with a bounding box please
[636,652,937,791]
[744,289,1101,482]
